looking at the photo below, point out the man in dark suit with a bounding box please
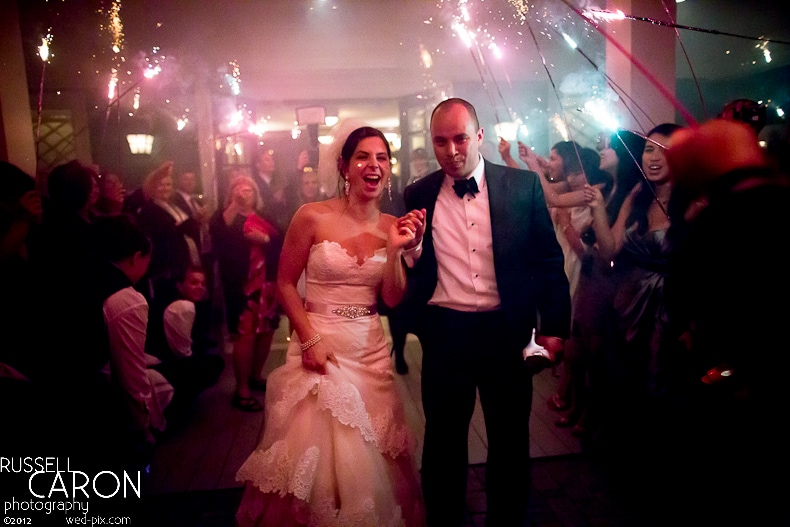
[402,98,570,526]
[172,171,208,253]
[252,148,289,234]
[172,171,200,216]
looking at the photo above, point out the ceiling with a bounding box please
[18,0,790,135]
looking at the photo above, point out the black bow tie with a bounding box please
[452,177,479,199]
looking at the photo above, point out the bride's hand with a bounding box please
[301,340,337,374]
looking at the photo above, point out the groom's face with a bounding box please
[430,104,483,180]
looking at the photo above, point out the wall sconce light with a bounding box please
[127,134,154,154]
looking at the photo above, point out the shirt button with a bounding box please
[472,248,476,252]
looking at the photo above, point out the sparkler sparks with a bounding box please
[506,0,532,22]
[561,32,577,49]
[584,99,620,131]
[143,65,162,79]
[226,60,241,96]
[583,8,625,22]
[420,44,433,68]
[758,41,773,63]
[108,69,118,100]
[28,0,787,170]
[549,114,568,142]
[38,32,53,62]
[108,1,124,54]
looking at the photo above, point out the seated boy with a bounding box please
[92,215,174,460]
[151,265,225,416]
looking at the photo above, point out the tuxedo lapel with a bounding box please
[403,170,444,309]
[417,170,444,277]
[482,161,511,270]
[175,191,197,216]
[417,170,444,218]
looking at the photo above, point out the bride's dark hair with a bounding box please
[340,126,391,164]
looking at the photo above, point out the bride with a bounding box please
[235,126,426,526]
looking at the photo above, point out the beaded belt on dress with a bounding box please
[305,301,377,319]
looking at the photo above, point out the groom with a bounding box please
[402,98,570,526]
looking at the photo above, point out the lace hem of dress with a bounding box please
[266,372,412,458]
[236,441,319,500]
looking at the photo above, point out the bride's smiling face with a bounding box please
[344,136,391,200]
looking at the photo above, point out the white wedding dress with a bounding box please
[235,241,424,527]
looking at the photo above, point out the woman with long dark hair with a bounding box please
[587,124,690,471]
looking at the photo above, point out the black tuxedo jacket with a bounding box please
[403,160,571,350]
[171,191,197,217]
[253,174,291,234]
[171,192,204,253]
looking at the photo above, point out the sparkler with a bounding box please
[101,60,162,148]
[583,2,789,120]
[584,6,790,46]
[656,0,708,120]
[35,31,53,168]
[440,0,755,173]
[549,114,568,142]
[108,69,118,100]
[447,2,509,125]
[226,61,241,96]
[560,0,697,126]
[547,24,655,131]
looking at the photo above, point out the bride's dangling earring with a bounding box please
[388,177,392,202]
[344,178,350,196]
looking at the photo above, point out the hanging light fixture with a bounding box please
[126,134,154,154]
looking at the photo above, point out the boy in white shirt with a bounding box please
[153,265,224,416]
[93,215,174,457]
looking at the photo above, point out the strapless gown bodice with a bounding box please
[304,240,386,307]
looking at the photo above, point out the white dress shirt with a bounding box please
[429,156,501,312]
[103,287,173,443]
[164,299,196,358]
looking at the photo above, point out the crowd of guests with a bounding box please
[0,159,225,469]
[495,107,789,524]
[0,143,342,465]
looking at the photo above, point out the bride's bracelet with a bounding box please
[300,334,322,352]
